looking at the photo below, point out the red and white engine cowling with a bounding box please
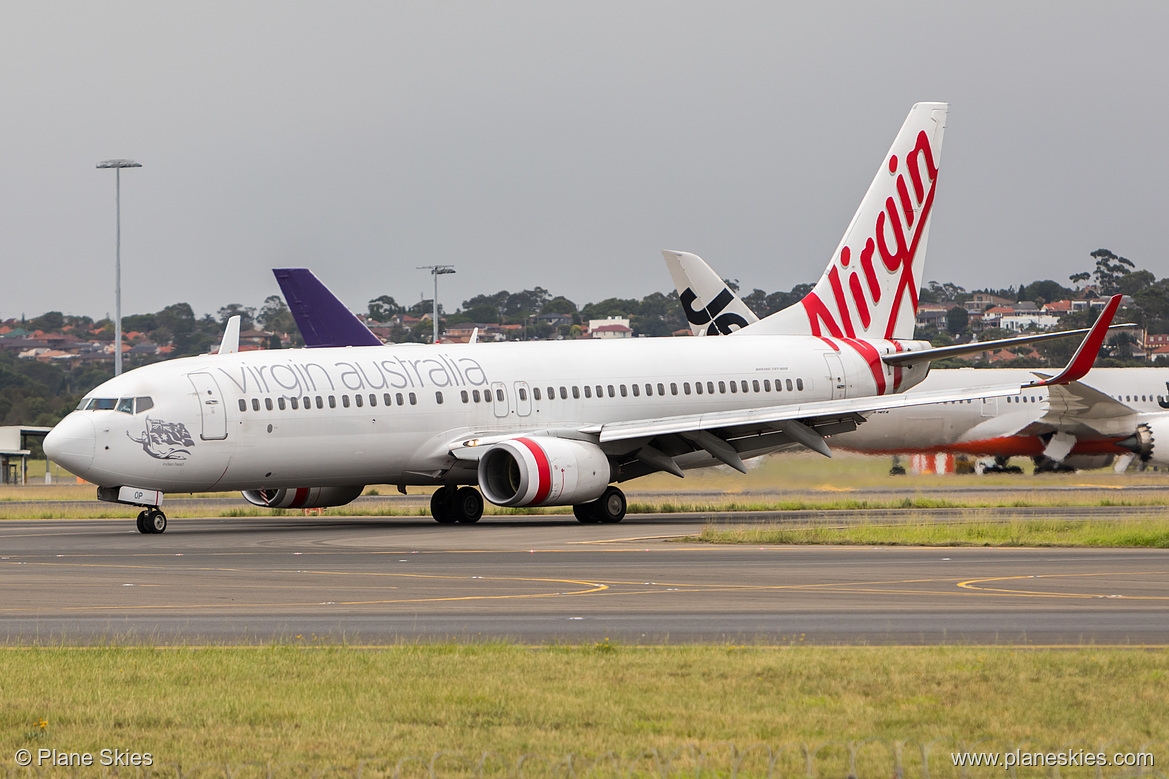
[241,485,364,509]
[478,437,613,507]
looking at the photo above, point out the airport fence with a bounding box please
[3,740,1165,779]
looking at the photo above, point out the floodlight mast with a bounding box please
[96,159,142,376]
[418,265,455,344]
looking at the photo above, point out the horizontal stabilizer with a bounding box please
[882,299,1128,370]
[273,268,383,348]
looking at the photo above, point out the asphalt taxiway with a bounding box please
[2,512,1167,645]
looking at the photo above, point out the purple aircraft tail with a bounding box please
[273,268,383,348]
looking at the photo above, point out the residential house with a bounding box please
[1000,311,1060,332]
[915,304,950,330]
[533,312,572,328]
[1149,346,1169,364]
[1146,333,1169,352]
[588,316,632,339]
[966,292,1013,313]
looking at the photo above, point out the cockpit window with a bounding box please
[79,396,154,414]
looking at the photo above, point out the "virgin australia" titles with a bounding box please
[212,354,490,397]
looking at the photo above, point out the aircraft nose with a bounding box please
[44,414,96,476]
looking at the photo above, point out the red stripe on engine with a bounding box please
[289,487,310,508]
[516,438,552,506]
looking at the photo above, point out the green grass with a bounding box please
[690,517,1169,548]
[2,645,1166,774]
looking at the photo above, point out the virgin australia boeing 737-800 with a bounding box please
[43,102,1119,533]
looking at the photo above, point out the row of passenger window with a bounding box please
[238,392,418,413]
[236,376,809,414]
[1116,393,1166,403]
[459,377,807,404]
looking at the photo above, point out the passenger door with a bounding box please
[823,353,848,400]
[491,381,509,418]
[187,373,228,440]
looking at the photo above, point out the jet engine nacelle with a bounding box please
[1119,418,1169,467]
[478,437,613,507]
[241,485,365,509]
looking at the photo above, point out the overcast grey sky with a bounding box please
[2,1,1165,322]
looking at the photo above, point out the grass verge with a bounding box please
[689,517,1169,547]
[2,644,1166,773]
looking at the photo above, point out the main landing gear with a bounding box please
[1032,455,1076,474]
[573,486,627,524]
[135,507,167,534]
[430,486,485,524]
[982,455,1024,475]
[427,485,627,524]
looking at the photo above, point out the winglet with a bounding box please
[1027,295,1121,387]
[273,268,383,348]
[217,315,240,355]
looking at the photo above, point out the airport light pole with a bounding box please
[96,159,142,376]
[418,265,455,344]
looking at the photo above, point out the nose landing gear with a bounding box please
[135,508,167,534]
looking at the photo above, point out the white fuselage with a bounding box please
[47,335,928,493]
[835,367,1169,457]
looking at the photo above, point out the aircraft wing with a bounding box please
[588,383,1023,443]
[585,382,1027,466]
[443,382,1025,478]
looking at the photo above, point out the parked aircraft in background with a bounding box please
[666,250,759,336]
[43,102,1122,534]
[664,251,1158,472]
[273,268,382,348]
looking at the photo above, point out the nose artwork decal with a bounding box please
[127,417,195,460]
